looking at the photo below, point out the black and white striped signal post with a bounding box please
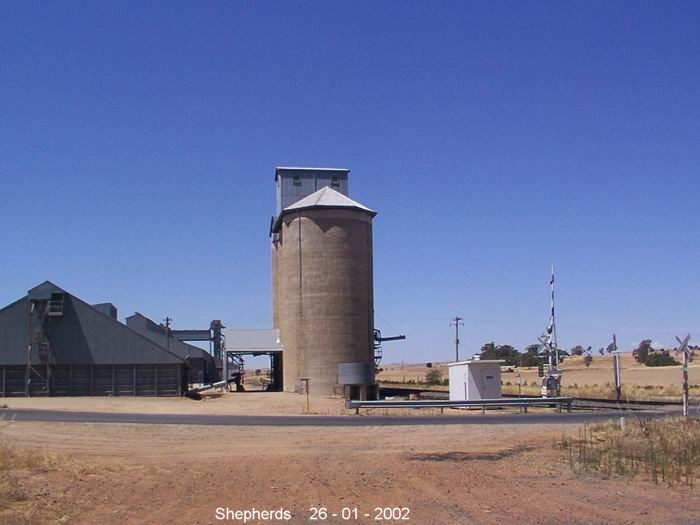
[675,334,692,418]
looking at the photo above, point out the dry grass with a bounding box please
[381,354,700,401]
[483,382,700,402]
[384,379,700,402]
[0,421,68,524]
[560,417,700,487]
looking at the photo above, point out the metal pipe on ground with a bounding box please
[186,380,230,397]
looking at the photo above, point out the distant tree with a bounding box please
[479,342,496,358]
[254,369,262,376]
[425,369,443,385]
[598,348,605,356]
[495,344,520,366]
[570,345,585,356]
[633,340,654,364]
[557,349,570,364]
[524,344,541,354]
[644,351,680,367]
[479,342,521,366]
[519,344,545,368]
[605,342,616,354]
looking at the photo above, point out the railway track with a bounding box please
[379,385,685,411]
[503,393,683,410]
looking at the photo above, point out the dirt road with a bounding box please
[2,418,699,524]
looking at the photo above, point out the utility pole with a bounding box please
[163,317,172,351]
[675,334,692,418]
[450,316,464,362]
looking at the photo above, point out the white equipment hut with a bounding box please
[448,360,504,401]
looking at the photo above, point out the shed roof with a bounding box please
[0,282,185,365]
[225,329,283,353]
[125,312,213,361]
[28,281,61,300]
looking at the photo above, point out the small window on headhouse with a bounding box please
[293,176,302,187]
[331,176,340,188]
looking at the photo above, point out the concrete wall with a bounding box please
[273,207,374,395]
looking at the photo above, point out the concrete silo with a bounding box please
[271,170,376,397]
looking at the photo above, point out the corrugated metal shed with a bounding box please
[92,303,117,319]
[0,282,187,397]
[27,281,56,300]
[126,313,219,384]
[126,313,211,360]
[0,283,184,365]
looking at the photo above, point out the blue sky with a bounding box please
[1,1,699,362]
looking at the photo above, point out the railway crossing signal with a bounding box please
[675,334,692,418]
